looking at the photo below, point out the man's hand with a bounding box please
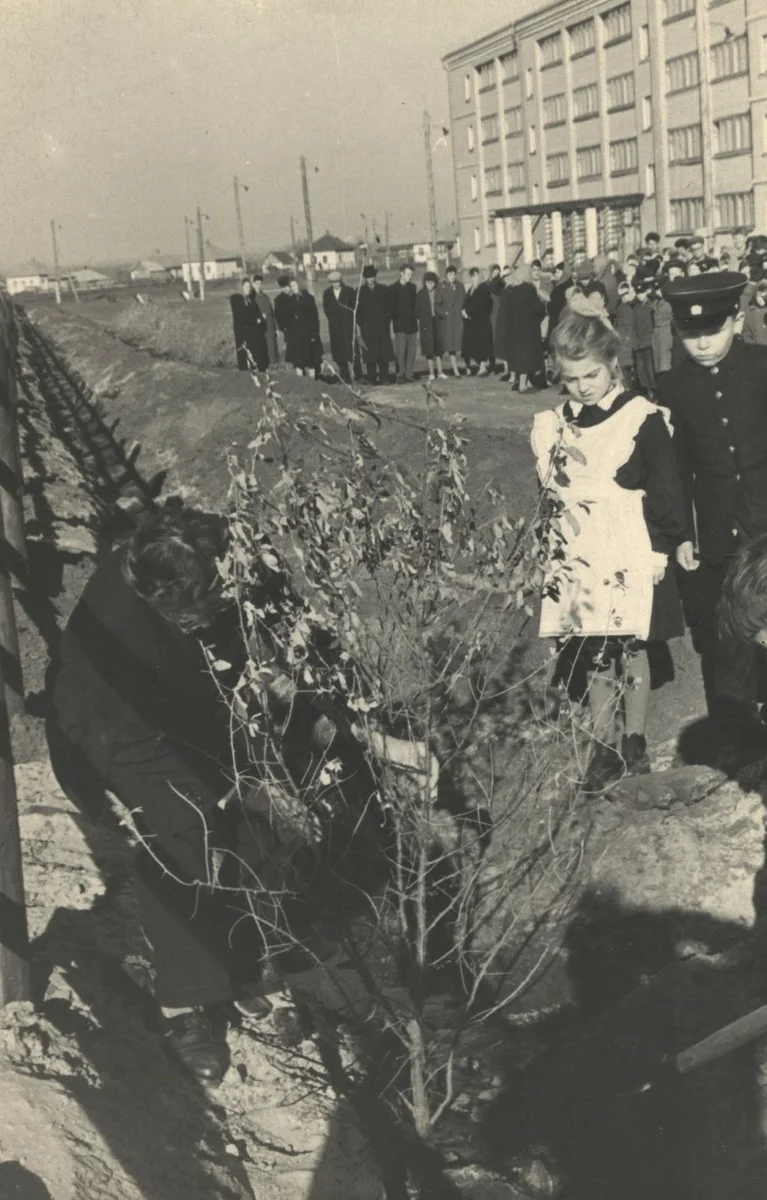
[652,554,668,586]
[676,541,699,572]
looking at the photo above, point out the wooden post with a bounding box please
[385,211,391,270]
[0,303,30,1006]
[196,206,206,302]
[300,156,315,293]
[184,217,194,295]
[233,175,247,276]
[50,220,61,305]
[290,216,299,278]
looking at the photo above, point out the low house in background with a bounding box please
[388,240,457,266]
[64,267,113,291]
[181,249,241,285]
[262,250,296,275]
[129,256,183,283]
[302,232,357,273]
[4,260,50,294]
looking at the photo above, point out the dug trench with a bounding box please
[4,299,767,1199]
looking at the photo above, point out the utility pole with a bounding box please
[423,110,439,269]
[184,216,194,295]
[196,206,206,302]
[50,219,61,305]
[385,211,391,270]
[290,216,299,277]
[300,155,315,293]
[233,174,247,276]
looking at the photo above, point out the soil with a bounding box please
[6,298,767,1200]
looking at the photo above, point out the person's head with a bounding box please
[551,312,622,404]
[327,269,342,288]
[490,263,501,279]
[124,504,232,633]
[553,261,565,282]
[634,277,652,302]
[241,277,253,297]
[424,270,438,290]
[645,232,660,250]
[468,266,480,284]
[574,258,595,285]
[251,273,264,293]
[572,246,587,268]
[362,264,377,287]
[399,263,414,283]
[618,280,635,304]
[446,265,457,282]
[674,237,691,261]
[664,272,747,366]
[720,535,767,647]
[626,253,638,271]
[690,236,705,260]
[289,278,300,294]
[530,258,542,283]
[277,274,292,293]
[605,243,620,263]
[733,229,748,254]
[582,280,608,313]
[667,263,685,283]
[542,248,555,269]
[755,281,767,307]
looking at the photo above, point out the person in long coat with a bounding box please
[435,265,465,376]
[274,277,323,377]
[495,265,546,392]
[461,268,493,375]
[252,274,278,365]
[415,272,445,381]
[355,265,394,385]
[322,270,359,382]
[230,278,269,372]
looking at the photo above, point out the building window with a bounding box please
[716,191,755,229]
[576,144,602,179]
[525,67,534,99]
[508,162,526,191]
[543,93,567,126]
[641,95,652,131]
[470,174,478,202]
[663,0,695,20]
[505,106,523,136]
[481,113,499,143]
[473,226,481,253]
[645,163,656,197]
[506,215,523,244]
[609,137,638,174]
[528,125,537,154]
[486,217,496,246]
[714,113,752,155]
[602,4,632,45]
[668,123,702,163]
[762,32,767,75]
[711,35,749,81]
[639,24,650,60]
[483,166,502,195]
[464,73,471,102]
[468,124,475,152]
[539,32,563,68]
[670,196,705,231]
[546,152,570,186]
[666,51,699,91]
[607,71,635,111]
[500,51,519,82]
[573,82,599,119]
[477,60,496,91]
[569,18,595,56]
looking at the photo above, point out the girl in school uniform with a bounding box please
[531,299,688,794]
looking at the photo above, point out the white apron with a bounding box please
[531,396,658,641]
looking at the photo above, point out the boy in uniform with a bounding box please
[657,272,767,757]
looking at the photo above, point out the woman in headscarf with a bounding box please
[415,271,446,381]
[495,264,547,393]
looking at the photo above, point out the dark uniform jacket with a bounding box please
[355,282,394,364]
[322,283,357,364]
[389,280,418,334]
[656,340,767,564]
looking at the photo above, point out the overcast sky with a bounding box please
[0,0,541,268]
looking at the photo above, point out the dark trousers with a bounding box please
[679,559,764,713]
[47,723,291,1008]
[366,360,391,384]
[394,331,417,381]
[634,347,655,395]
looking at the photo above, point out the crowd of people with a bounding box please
[229,229,767,393]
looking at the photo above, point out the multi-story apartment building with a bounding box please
[443,0,767,268]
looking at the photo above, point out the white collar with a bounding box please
[568,382,623,417]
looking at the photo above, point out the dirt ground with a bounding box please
[6,298,767,1200]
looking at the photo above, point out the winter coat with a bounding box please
[355,282,394,364]
[274,290,323,369]
[435,280,465,355]
[651,297,674,373]
[415,286,441,359]
[547,276,573,345]
[230,294,269,372]
[742,305,767,347]
[322,283,357,364]
[614,301,637,368]
[389,280,418,335]
[254,290,279,364]
[495,282,546,375]
[633,300,654,351]
[461,283,493,363]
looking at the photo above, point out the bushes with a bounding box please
[110,301,234,368]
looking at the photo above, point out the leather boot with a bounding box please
[163,1009,229,1088]
[580,743,625,796]
[622,733,651,776]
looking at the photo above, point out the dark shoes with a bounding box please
[580,743,626,796]
[622,733,651,776]
[163,1009,229,1088]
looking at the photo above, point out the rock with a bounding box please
[446,1163,540,1198]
